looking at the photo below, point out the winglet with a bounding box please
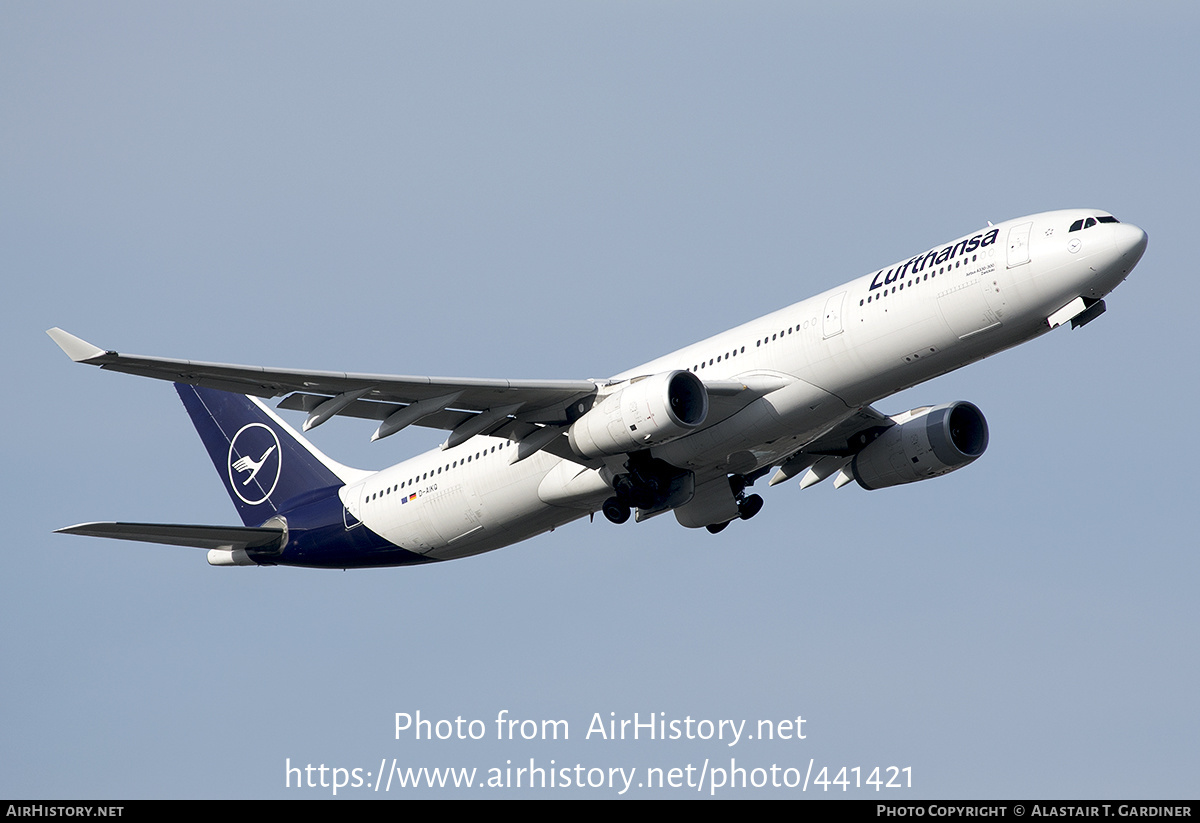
[46,328,108,362]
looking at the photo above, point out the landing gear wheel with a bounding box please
[705,521,729,534]
[602,497,631,524]
[738,493,764,521]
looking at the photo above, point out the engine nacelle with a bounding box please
[850,401,988,490]
[568,370,708,459]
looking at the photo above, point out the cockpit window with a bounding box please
[1097,215,1119,224]
[1069,216,1106,232]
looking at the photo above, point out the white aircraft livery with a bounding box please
[50,209,1147,568]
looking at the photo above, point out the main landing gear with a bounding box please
[601,452,689,524]
[705,491,764,533]
[602,460,768,532]
[738,492,764,520]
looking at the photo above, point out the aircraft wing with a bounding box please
[764,404,907,488]
[47,328,599,442]
[47,329,785,461]
[798,406,894,457]
[46,327,597,414]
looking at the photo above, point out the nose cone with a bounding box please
[1115,222,1148,267]
[1083,221,1147,299]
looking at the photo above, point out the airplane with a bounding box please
[49,209,1148,569]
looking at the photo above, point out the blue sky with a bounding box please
[3,2,1197,798]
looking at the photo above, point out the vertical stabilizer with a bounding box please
[175,384,366,527]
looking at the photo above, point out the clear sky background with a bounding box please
[3,2,1197,799]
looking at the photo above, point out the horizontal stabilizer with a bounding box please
[55,521,285,552]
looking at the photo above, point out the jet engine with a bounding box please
[849,402,988,490]
[568,370,708,459]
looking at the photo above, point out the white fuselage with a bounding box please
[342,210,1145,561]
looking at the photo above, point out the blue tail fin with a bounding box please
[175,384,361,527]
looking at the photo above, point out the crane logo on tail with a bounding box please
[227,423,282,505]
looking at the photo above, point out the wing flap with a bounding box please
[278,392,474,427]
